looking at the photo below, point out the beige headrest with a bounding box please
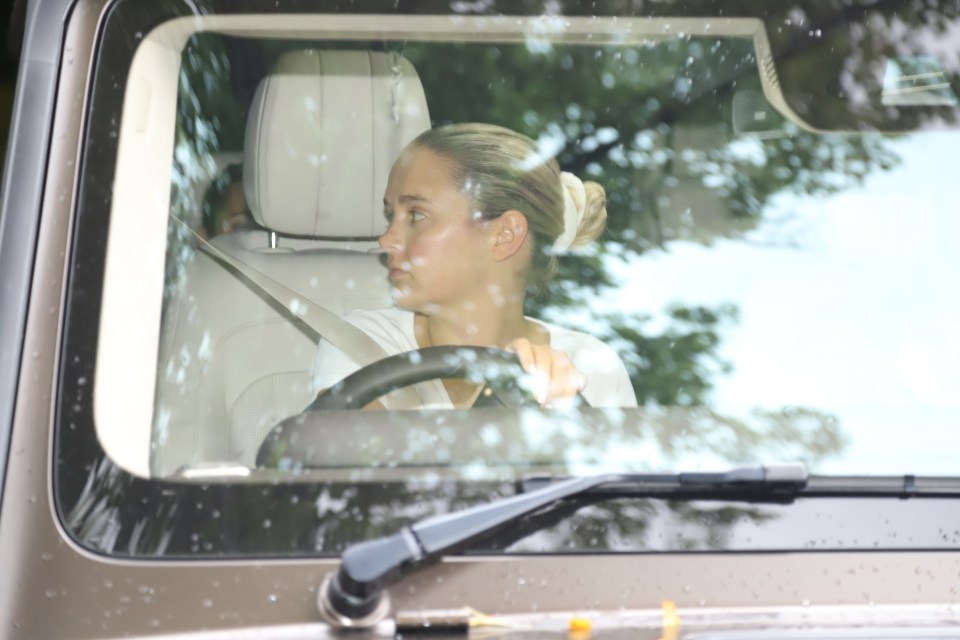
[243,50,430,237]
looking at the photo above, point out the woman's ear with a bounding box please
[491,210,529,261]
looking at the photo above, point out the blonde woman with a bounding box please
[312,123,637,409]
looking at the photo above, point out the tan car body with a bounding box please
[1,0,959,637]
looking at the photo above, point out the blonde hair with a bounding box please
[407,123,607,292]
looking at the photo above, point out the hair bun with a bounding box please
[554,172,607,251]
[554,172,586,251]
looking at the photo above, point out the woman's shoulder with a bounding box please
[534,318,619,358]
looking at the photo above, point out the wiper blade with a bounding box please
[317,463,807,628]
[521,463,809,499]
[522,470,960,499]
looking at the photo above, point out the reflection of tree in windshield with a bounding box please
[408,37,857,468]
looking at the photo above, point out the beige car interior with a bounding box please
[152,49,431,477]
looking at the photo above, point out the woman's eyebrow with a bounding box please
[397,194,434,206]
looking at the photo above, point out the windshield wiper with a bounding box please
[317,463,807,628]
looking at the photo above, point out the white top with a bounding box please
[311,307,638,409]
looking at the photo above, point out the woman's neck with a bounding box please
[414,297,545,349]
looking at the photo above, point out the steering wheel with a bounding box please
[256,346,589,469]
[305,345,588,411]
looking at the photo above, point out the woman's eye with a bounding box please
[410,210,426,223]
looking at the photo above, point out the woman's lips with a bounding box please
[388,268,407,281]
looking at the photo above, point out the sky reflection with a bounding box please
[602,132,960,474]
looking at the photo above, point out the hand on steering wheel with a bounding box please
[505,338,588,407]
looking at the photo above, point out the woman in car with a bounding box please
[312,123,637,409]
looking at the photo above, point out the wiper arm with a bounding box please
[317,463,807,628]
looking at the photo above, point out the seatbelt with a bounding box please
[173,218,421,409]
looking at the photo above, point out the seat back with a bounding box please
[152,50,430,476]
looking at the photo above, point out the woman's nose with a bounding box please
[378,220,402,253]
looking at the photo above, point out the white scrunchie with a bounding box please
[554,171,587,252]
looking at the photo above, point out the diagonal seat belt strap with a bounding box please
[173,219,421,409]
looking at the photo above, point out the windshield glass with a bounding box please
[56,0,960,558]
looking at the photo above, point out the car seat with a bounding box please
[152,49,430,476]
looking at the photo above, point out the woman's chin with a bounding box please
[389,285,416,306]
[389,289,440,316]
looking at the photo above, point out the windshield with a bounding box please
[55,0,960,558]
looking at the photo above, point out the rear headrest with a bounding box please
[243,50,430,237]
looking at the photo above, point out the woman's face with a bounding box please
[379,147,495,312]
